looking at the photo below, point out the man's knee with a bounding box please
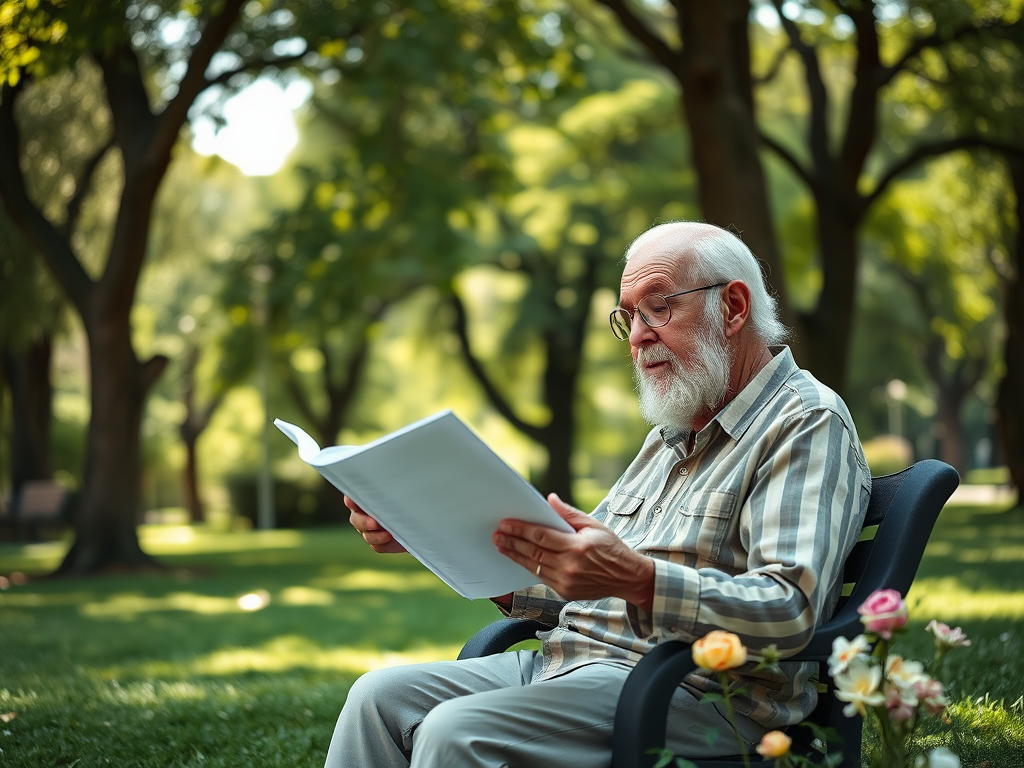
[413,696,500,763]
[344,666,409,715]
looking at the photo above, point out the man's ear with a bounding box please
[721,281,751,339]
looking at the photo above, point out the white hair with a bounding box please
[625,222,789,346]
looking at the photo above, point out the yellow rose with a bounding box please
[756,730,792,758]
[691,630,747,672]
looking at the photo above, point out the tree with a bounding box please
[580,0,1024,396]
[450,63,695,503]
[0,59,108,496]
[1001,157,1024,491]
[0,0,328,572]
[864,154,1007,474]
[752,0,1023,391]
[214,0,567,514]
[0,208,62,492]
[893,2,1024,489]
[585,0,789,321]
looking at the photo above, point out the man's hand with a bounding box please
[344,496,407,554]
[492,494,655,612]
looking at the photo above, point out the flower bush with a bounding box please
[830,589,970,768]
[654,591,972,768]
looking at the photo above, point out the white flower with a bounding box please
[828,634,872,677]
[914,747,961,768]
[886,654,926,692]
[834,658,886,717]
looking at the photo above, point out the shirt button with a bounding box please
[668,625,678,633]
[653,505,662,514]
[678,467,688,476]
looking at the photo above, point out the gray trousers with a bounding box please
[324,650,768,768]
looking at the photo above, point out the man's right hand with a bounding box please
[344,496,407,554]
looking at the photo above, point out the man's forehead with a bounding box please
[620,238,693,294]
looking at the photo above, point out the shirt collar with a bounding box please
[658,346,797,450]
[714,345,797,440]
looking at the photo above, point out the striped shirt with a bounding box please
[505,346,871,728]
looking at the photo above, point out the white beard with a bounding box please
[633,324,732,433]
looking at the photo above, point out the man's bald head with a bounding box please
[625,222,788,346]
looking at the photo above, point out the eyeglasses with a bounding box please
[609,283,727,341]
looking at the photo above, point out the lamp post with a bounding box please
[253,262,275,530]
[886,379,907,438]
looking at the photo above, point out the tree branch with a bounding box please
[838,3,882,187]
[769,0,831,174]
[158,0,247,151]
[861,137,1024,213]
[62,134,116,238]
[593,0,681,76]
[753,44,790,86]
[878,17,1024,89]
[203,49,310,90]
[285,368,320,430]
[449,289,545,442]
[141,354,169,393]
[0,81,93,312]
[758,130,817,191]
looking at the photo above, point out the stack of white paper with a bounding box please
[275,410,574,599]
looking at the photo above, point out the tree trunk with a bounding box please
[675,2,786,315]
[0,334,54,488]
[997,158,1024,493]
[536,328,581,506]
[0,2,246,571]
[182,430,203,524]
[596,0,787,319]
[54,311,166,575]
[799,199,862,393]
[935,384,969,475]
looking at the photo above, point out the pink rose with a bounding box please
[857,589,908,639]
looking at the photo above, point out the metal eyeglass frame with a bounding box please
[608,283,727,341]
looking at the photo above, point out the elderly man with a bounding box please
[327,221,870,768]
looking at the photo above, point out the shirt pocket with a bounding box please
[604,492,645,541]
[675,490,737,564]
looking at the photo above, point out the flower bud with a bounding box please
[755,730,792,758]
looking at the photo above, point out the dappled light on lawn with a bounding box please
[80,591,268,618]
[111,634,465,679]
[236,589,271,611]
[309,569,447,593]
[139,526,305,554]
[908,577,1024,621]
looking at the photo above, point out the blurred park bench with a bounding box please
[0,480,71,542]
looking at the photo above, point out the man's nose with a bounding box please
[628,312,657,347]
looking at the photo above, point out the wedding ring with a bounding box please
[535,563,542,577]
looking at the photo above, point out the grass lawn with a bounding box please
[1,501,1022,768]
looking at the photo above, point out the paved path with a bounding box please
[948,484,1018,506]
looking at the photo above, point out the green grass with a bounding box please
[1,503,1022,768]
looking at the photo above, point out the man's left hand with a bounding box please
[493,494,654,613]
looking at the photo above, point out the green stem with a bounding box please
[718,672,751,768]
[870,705,906,767]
